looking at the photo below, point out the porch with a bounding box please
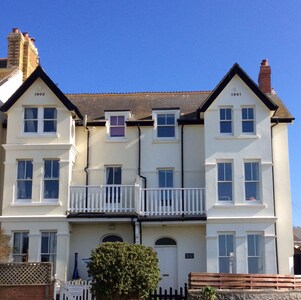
[68,185,206,217]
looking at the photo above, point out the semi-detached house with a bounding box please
[0,57,294,290]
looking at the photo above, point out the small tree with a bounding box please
[0,228,11,262]
[88,242,160,300]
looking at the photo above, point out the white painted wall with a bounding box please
[272,123,294,274]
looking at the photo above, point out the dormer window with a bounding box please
[105,111,130,141]
[24,107,57,134]
[110,116,125,137]
[153,109,180,140]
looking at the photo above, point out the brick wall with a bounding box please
[0,284,54,300]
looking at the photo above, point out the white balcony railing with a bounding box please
[69,185,136,213]
[69,185,205,216]
[140,187,205,216]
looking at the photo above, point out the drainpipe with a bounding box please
[137,124,147,208]
[84,115,90,212]
[181,124,185,215]
[271,119,279,274]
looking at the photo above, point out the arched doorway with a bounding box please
[155,237,178,290]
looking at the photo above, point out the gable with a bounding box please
[0,65,82,119]
[198,63,278,113]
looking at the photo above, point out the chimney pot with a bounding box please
[261,59,268,66]
[12,28,19,33]
[23,32,29,38]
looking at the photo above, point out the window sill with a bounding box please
[215,134,259,140]
[11,201,62,207]
[18,133,60,138]
[105,137,127,143]
[214,202,267,208]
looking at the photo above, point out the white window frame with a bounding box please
[247,233,264,274]
[16,160,33,201]
[219,107,233,135]
[242,107,255,134]
[13,231,29,262]
[43,159,60,201]
[105,166,122,203]
[23,107,57,134]
[158,168,174,206]
[153,110,180,141]
[218,233,235,273]
[217,161,233,202]
[40,231,57,273]
[105,111,130,141]
[244,161,261,201]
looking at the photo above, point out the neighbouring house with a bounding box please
[0,55,294,290]
[0,28,39,217]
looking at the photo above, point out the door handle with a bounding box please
[162,274,169,277]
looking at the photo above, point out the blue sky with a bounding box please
[1,0,301,225]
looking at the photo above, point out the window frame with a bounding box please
[40,231,57,273]
[158,168,174,206]
[218,233,235,273]
[217,162,233,202]
[105,111,130,140]
[242,107,255,134]
[247,233,264,274]
[153,110,180,140]
[16,160,33,200]
[23,107,57,134]
[105,166,122,203]
[13,231,29,262]
[219,107,233,135]
[244,161,261,201]
[43,159,60,200]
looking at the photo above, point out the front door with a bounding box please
[155,238,178,290]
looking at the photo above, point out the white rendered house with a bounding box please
[0,60,294,290]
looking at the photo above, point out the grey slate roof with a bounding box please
[67,91,293,122]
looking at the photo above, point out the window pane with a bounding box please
[44,121,56,132]
[219,235,226,256]
[157,114,166,125]
[245,182,259,200]
[102,235,123,243]
[44,181,59,198]
[25,120,38,132]
[166,114,175,125]
[225,163,232,180]
[44,160,52,178]
[44,108,56,119]
[25,108,37,119]
[157,126,175,137]
[114,167,121,184]
[219,257,230,273]
[52,161,59,178]
[242,121,254,133]
[220,121,232,133]
[110,116,117,125]
[110,127,125,137]
[17,181,32,199]
[218,182,232,201]
[117,116,125,125]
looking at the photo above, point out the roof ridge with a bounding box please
[66,90,212,96]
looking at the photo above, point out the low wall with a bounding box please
[189,289,301,300]
[0,285,53,300]
[0,262,54,300]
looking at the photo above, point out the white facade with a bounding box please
[0,63,294,290]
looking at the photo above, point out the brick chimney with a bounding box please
[7,28,39,81]
[258,59,271,93]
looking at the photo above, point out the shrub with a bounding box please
[0,228,11,262]
[201,285,216,300]
[87,242,160,300]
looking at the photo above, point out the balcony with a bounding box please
[69,185,205,217]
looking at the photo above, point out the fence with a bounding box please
[57,280,187,300]
[58,280,93,300]
[148,284,187,300]
[189,272,301,290]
